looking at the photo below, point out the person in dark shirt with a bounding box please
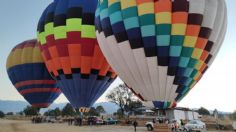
[133,120,138,132]
[152,118,156,124]
[180,119,184,126]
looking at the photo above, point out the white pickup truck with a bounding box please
[145,117,166,131]
[145,121,155,131]
[145,118,180,131]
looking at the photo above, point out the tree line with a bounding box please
[0,104,106,117]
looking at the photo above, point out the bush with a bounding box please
[0,111,5,118]
[198,107,210,115]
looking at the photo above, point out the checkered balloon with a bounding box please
[37,0,117,109]
[95,0,227,109]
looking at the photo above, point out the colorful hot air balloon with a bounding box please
[37,0,117,110]
[6,39,61,108]
[95,0,227,109]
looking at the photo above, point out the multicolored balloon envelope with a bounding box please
[37,0,117,110]
[143,101,177,109]
[6,39,61,108]
[95,0,227,109]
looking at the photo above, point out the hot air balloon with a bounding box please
[6,39,61,108]
[95,0,227,109]
[37,0,117,111]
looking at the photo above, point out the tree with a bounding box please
[0,111,5,118]
[230,110,236,120]
[61,103,76,116]
[54,108,61,116]
[83,106,106,117]
[198,107,210,115]
[44,108,61,117]
[106,83,141,117]
[114,109,124,117]
[126,101,143,115]
[23,106,39,116]
[6,112,14,115]
[96,105,106,114]
[44,111,49,116]
[85,107,99,116]
[17,111,24,116]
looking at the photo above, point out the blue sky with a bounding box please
[0,0,236,112]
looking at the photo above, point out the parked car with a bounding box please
[96,117,104,125]
[87,116,96,125]
[104,118,118,125]
[87,116,104,125]
[184,120,206,132]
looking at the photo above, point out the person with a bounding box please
[158,118,161,124]
[171,120,179,131]
[152,118,156,124]
[31,116,35,123]
[67,117,70,125]
[180,119,185,131]
[171,120,176,131]
[133,120,138,132]
[74,116,78,126]
[70,117,74,125]
[180,119,184,126]
[165,119,169,124]
[68,116,73,126]
[78,117,82,126]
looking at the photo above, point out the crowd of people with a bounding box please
[31,116,44,123]
[31,116,84,125]
[66,116,83,126]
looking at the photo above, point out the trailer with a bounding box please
[165,107,199,121]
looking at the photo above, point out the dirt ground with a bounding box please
[0,119,233,132]
[0,119,147,132]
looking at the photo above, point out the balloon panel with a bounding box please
[143,101,177,109]
[95,0,227,109]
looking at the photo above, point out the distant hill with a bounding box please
[0,100,119,114]
[0,100,28,113]
[94,102,119,114]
